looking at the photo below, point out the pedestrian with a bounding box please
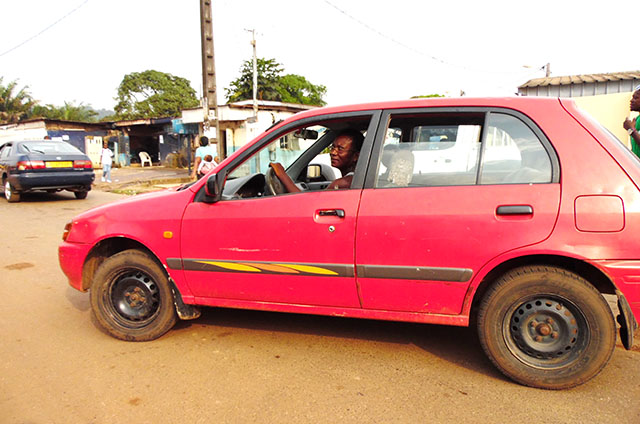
[191,136,217,179]
[197,154,216,179]
[623,85,640,157]
[100,141,113,183]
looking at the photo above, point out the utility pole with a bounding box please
[246,28,258,121]
[544,62,551,78]
[200,0,222,158]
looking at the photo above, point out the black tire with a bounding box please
[90,249,177,341]
[4,180,20,203]
[477,265,615,389]
[74,190,88,199]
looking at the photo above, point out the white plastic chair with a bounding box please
[139,151,152,167]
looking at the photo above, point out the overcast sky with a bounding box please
[0,0,637,111]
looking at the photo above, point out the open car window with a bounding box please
[215,115,373,201]
[227,125,328,181]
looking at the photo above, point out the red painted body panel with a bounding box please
[59,188,195,297]
[180,190,361,307]
[356,184,561,314]
[58,97,640,328]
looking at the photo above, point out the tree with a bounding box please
[0,77,36,124]
[410,94,445,99]
[31,101,99,122]
[114,70,199,120]
[225,58,326,106]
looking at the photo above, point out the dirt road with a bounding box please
[1,189,639,423]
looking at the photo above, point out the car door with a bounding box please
[180,112,379,308]
[355,108,561,314]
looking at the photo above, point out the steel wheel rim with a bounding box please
[108,269,160,327]
[503,296,589,369]
[5,181,10,198]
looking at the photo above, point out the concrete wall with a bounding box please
[0,121,47,145]
[573,92,636,147]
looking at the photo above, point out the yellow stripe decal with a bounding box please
[275,264,339,276]
[242,263,300,274]
[196,261,261,273]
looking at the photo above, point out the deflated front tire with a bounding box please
[90,249,177,341]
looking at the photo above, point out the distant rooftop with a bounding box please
[518,70,640,97]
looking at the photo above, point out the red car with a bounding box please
[59,97,639,389]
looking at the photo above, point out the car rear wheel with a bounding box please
[477,265,615,389]
[90,249,177,341]
[4,180,20,203]
[74,190,88,199]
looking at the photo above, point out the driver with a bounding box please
[270,129,364,192]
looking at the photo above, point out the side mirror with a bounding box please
[307,164,322,181]
[204,172,223,203]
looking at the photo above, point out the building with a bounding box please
[0,118,112,165]
[0,100,317,169]
[218,100,316,155]
[518,71,640,143]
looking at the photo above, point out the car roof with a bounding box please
[290,96,567,121]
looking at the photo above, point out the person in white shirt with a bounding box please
[100,141,114,183]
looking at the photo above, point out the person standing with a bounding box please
[191,136,217,179]
[100,141,114,183]
[623,86,640,157]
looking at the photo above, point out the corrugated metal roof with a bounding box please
[519,70,640,88]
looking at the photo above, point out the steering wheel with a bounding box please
[266,164,286,195]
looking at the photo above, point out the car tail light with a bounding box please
[74,160,93,168]
[62,221,73,241]
[17,160,46,170]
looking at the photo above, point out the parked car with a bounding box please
[59,97,640,389]
[1,139,94,202]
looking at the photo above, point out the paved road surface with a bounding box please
[1,189,639,423]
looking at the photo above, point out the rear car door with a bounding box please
[355,108,561,314]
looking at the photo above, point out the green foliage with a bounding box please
[225,58,326,106]
[114,70,199,120]
[277,74,326,106]
[31,101,99,122]
[0,77,35,123]
[410,94,446,99]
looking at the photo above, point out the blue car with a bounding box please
[0,139,95,202]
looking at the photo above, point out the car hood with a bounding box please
[66,188,194,244]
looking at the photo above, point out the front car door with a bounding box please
[180,112,379,308]
[355,108,561,314]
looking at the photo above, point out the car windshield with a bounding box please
[19,141,82,154]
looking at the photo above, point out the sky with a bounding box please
[0,0,637,111]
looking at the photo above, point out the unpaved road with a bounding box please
[1,190,639,423]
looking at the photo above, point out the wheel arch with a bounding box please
[468,254,616,322]
[81,237,162,291]
[81,236,200,321]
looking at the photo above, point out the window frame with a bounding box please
[194,110,382,203]
[363,107,560,189]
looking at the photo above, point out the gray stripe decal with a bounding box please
[357,265,472,283]
[166,258,182,270]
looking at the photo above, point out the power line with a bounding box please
[0,0,90,58]
[322,0,532,76]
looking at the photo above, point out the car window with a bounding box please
[219,115,373,200]
[479,113,552,184]
[374,111,552,188]
[227,124,328,180]
[375,113,483,187]
[19,141,82,154]
[0,144,12,158]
